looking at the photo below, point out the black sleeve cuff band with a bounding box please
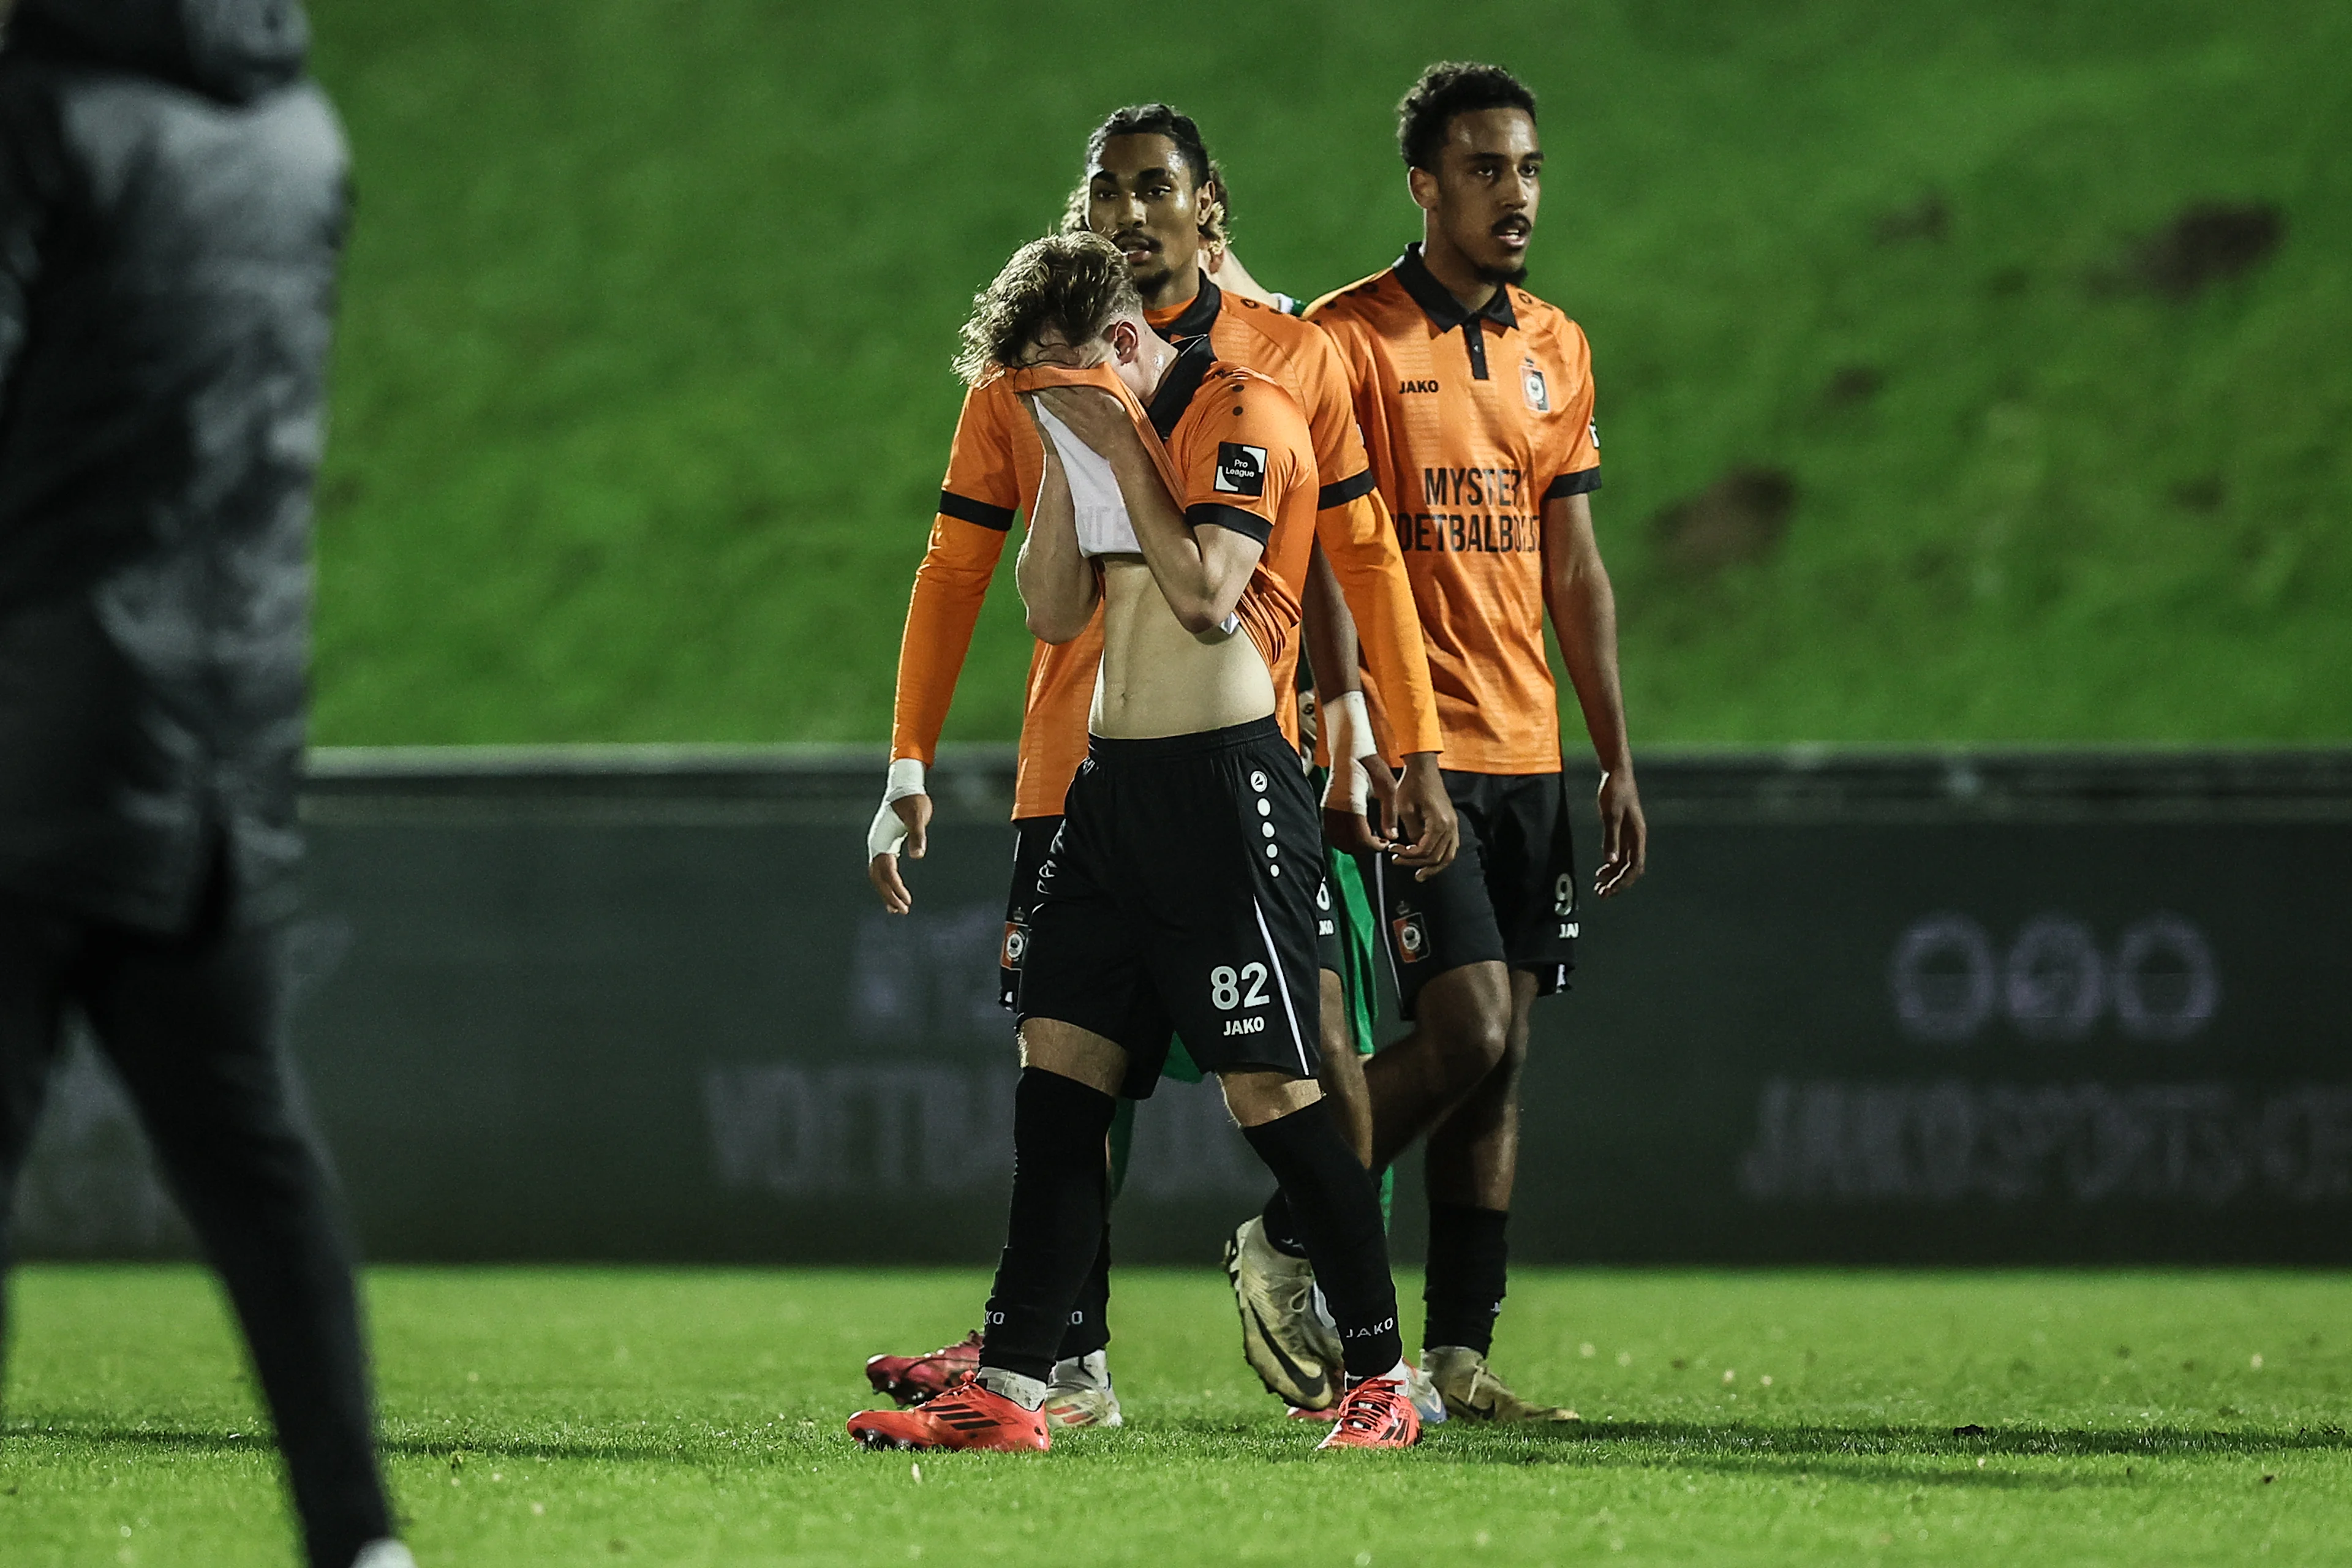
[1316,469,1379,511]
[1186,502,1273,545]
[938,489,1016,530]
[1543,468,1603,502]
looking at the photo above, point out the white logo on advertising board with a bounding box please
[1889,912,2218,1045]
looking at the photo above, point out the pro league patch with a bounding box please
[1214,442,1267,496]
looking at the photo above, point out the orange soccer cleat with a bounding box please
[864,1330,984,1407]
[847,1376,1052,1453]
[1314,1374,1423,1450]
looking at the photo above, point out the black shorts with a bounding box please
[1356,769,1578,1020]
[999,815,1060,1009]
[1018,716,1328,1099]
[1010,812,1340,1011]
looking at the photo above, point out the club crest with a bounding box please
[1521,360,1550,413]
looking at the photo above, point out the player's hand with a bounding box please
[1389,753,1458,880]
[1321,759,1394,855]
[1031,385,1139,462]
[1594,764,1646,898]
[866,793,932,914]
[1022,396,1069,484]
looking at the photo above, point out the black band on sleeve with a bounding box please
[1185,502,1273,545]
[938,489,1016,530]
[1542,468,1602,502]
[1315,469,1378,511]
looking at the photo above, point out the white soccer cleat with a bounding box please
[350,1542,418,1568]
[1041,1349,1123,1429]
[1403,1359,1450,1426]
[1223,1216,1343,1411]
[1423,1346,1580,1423]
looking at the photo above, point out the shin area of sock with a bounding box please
[981,1068,1116,1385]
[1259,1188,1310,1258]
[1240,1100,1401,1379]
[1422,1200,1508,1355]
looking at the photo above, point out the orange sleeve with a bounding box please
[1293,319,1376,511]
[1301,301,1384,465]
[1175,377,1299,544]
[1181,377,1314,684]
[1540,322,1602,504]
[1294,322,1441,757]
[889,387,1019,765]
[1315,486,1442,756]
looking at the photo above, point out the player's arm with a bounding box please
[870,395,1020,913]
[1298,325,1457,875]
[1300,545,1393,851]
[1031,385,1260,635]
[1012,401,1099,644]
[1542,490,1646,897]
[1311,489,1455,879]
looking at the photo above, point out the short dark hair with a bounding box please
[1062,102,1232,244]
[952,232,1140,386]
[1396,62,1538,171]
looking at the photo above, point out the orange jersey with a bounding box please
[891,375,1101,820]
[1308,244,1602,774]
[1147,280,1442,756]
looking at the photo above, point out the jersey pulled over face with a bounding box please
[1309,243,1601,774]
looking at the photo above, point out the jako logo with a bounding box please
[1890,911,2219,1044]
[1223,1015,1268,1036]
[1398,379,1440,394]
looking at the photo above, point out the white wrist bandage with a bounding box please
[1322,692,1378,815]
[883,757,927,803]
[1329,692,1378,758]
[869,758,927,859]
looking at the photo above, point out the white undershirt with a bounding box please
[1035,403,1139,558]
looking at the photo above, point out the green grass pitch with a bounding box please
[6,1267,2350,1564]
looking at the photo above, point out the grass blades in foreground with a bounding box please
[5,1267,2350,1564]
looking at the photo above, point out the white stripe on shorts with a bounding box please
[1251,896,1314,1079]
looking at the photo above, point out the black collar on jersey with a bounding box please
[1153,272,1223,346]
[1144,333,1215,440]
[1393,241,1517,381]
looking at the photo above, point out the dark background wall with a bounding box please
[18,748,2350,1265]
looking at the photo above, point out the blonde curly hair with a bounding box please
[952,232,1142,386]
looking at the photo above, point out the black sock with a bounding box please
[1423,1201,1508,1355]
[980,1068,1115,1385]
[1241,1101,1401,1381]
[1051,1223,1112,1362]
[1259,1189,1311,1259]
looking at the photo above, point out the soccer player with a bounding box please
[848,233,1422,1453]
[1291,61,1651,1422]
[1071,104,1468,1409]
[864,104,1453,1420]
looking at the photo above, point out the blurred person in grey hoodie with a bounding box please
[0,1,407,1563]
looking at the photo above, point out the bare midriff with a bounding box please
[1090,556,1276,739]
